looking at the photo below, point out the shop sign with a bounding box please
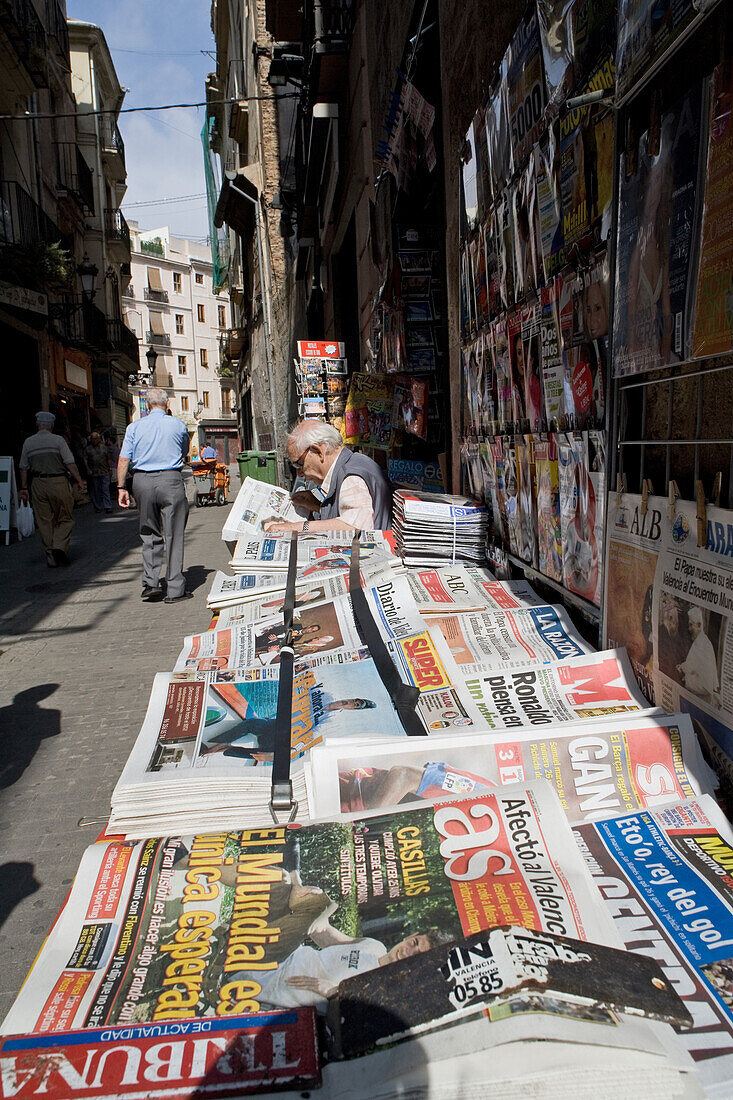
[297,339,345,358]
[64,360,88,392]
[0,280,47,315]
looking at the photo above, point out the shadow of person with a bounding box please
[183,565,212,593]
[0,684,61,790]
[0,862,40,930]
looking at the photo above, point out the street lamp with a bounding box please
[146,345,158,376]
[77,253,99,300]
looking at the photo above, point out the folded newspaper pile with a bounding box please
[392,489,489,565]
[2,783,705,1098]
[228,531,398,575]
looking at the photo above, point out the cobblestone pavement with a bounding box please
[0,475,237,1022]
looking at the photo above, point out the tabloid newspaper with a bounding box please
[574,795,733,1095]
[107,660,411,836]
[604,492,733,774]
[221,477,298,542]
[400,564,545,615]
[462,648,655,732]
[215,574,352,626]
[228,537,397,576]
[431,603,593,676]
[2,782,624,1040]
[178,577,426,672]
[306,713,717,822]
[603,491,661,703]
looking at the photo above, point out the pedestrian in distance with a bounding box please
[105,429,120,505]
[116,388,192,603]
[200,442,217,461]
[18,411,86,567]
[85,431,112,513]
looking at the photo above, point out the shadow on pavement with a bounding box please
[184,564,213,593]
[0,862,40,931]
[0,685,61,790]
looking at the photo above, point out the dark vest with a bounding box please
[319,447,393,530]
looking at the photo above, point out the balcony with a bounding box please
[304,0,354,100]
[219,327,247,363]
[51,298,108,351]
[55,144,95,215]
[105,208,131,259]
[144,287,169,303]
[107,318,140,366]
[100,118,126,175]
[121,285,135,299]
[0,179,63,250]
[146,330,171,347]
[46,0,69,63]
[0,0,48,88]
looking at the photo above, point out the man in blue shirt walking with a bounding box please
[116,388,193,603]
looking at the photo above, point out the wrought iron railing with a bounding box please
[46,0,69,61]
[144,287,169,303]
[55,144,95,214]
[146,330,171,347]
[108,318,140,364]
[0,179,63,248]
[101,117,126,167]
[104,208,131,252]
[0,0,48,85]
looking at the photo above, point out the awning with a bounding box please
[148,311,166,336]
[147,266,164,290]
[214,166,260,239]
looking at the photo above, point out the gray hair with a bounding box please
[147,387,168,409]
[288,419,343,453]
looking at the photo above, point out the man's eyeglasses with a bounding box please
[289,445,311,473]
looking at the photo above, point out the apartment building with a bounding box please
[0,5,138,467]
[123,224,239,462]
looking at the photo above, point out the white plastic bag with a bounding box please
[17,501,35,538]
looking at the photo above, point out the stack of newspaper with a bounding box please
[392,489,489,565]
[228,531,399,575]
[2,782,707,1098]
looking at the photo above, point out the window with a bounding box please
[200,347,208,368]
[195,272,204,285]
[177,355,187,375]
[175,314,184,335]
[202,390,210,409]
[173,272,182,293]
[197,303,205,323]
[218,304,226,328]
[180,396,189,412]
[221,387,232,413]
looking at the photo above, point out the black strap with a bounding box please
[348,535,425,736]
[270,531,300,823]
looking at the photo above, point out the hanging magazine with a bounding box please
[692,60,733,358]
[614,82,705,377]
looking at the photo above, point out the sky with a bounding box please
[67,0,215,242]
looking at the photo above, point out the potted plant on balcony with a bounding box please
[1,241,74,293]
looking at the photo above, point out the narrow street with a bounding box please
[0,481,236,1020]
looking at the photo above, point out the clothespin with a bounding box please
[696,480,707,547]
[615,472,627,507]
[713,472,722,508]
[667,480,680,522]
[641,478,653,516]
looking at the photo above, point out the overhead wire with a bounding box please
[0,94,299,122]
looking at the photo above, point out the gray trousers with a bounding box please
[133,470,188,597]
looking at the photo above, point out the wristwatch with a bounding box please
[301,520,310,534]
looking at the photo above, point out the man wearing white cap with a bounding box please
[18,411,86,566]
[677,606,719,701]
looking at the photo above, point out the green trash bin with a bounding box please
[237,450,278,486]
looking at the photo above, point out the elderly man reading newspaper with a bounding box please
[264,420,393,534]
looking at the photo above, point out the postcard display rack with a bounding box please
[295,339,348,429]
[458,0,731,639]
